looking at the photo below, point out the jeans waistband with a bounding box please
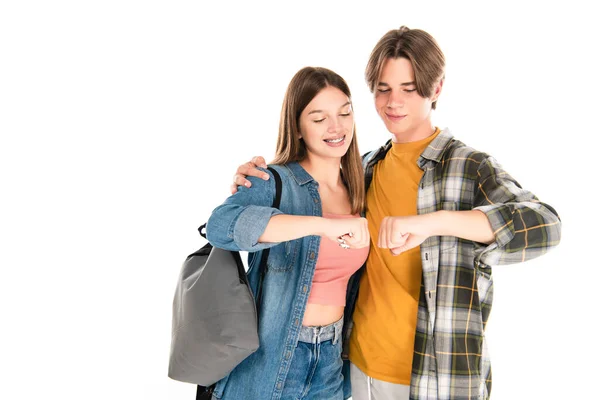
[298,316,343,345]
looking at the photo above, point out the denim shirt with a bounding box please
[206,162,352,400]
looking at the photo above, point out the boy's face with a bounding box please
[374,57,440,142]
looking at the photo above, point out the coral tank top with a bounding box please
[307,212,370,306]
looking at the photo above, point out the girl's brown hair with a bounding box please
[272,67,365,214]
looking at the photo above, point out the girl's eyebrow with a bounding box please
[307,101,351,115]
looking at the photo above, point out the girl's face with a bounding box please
[298,86,354,161]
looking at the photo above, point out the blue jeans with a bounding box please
[280,317,344,400]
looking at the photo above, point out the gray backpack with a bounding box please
[168,167,282,392]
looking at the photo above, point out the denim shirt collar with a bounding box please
[283,161,315,186]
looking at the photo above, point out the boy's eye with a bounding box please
[404,89,417,93]
[340,113,351,117]
[377,88,390,93]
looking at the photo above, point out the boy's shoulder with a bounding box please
[362,140,392,166]
[437,131,490,165]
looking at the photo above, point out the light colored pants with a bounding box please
[350,363,410,400]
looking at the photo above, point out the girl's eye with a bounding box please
[405,89,416,93]
[340,113,351,117]
[313,119,325,123]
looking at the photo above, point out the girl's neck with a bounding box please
[299,156,343,189]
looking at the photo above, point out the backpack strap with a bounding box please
[268,166,283,209]
[255,166,282,315]
[198,223,207,239]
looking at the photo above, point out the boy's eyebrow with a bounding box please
[307,101,352,115]
[377,81,416,87]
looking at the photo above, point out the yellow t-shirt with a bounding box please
[348,128,440,384]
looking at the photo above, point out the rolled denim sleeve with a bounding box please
[206,168,283,252]
[473,156,562,266]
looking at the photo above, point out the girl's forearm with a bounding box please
[258,215,326,243]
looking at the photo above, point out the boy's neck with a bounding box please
[391,121,436,143]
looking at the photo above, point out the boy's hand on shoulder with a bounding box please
[230,156,269,194]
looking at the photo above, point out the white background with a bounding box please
[1,1,597,399]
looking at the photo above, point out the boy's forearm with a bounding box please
[428,210,495,245]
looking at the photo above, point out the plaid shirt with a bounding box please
[342,128,561,400]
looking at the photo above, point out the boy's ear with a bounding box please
[432,78,444,102]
